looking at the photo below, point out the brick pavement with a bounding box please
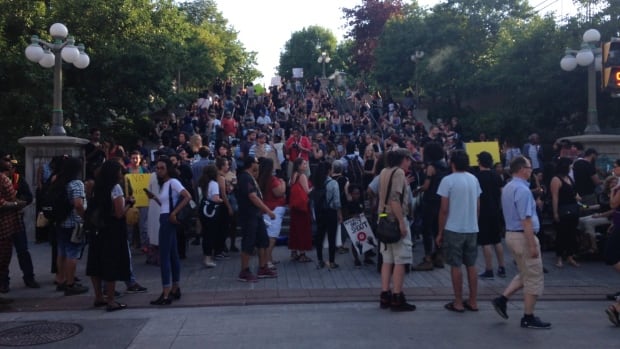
[2,232,620,313]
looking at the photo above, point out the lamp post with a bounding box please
[317,51,331,78]
[411,50,424,106]
[560,28,601,135]
[25,23,90,136]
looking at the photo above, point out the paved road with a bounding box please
[0,301,618,348]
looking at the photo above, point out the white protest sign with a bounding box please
[343,214,377,254]
[292,68,303,78]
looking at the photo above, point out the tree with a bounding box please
[342,0,404,74]
[277,26,338,81]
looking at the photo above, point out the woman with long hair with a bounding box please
[288,157,313,262]
[313,160,342,269]
[148,157,192,305]
[198,164,224,268]
[258,157,286,269]
[550,157,580,267]
[86,160,131,311]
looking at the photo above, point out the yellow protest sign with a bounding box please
[125,174,151,208]
[464,141,501,167]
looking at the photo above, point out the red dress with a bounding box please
[288,176,313,251]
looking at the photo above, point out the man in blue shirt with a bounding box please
[492,156,551,329]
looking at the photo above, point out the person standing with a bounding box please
[149,157,191,305]
[550,157,580,268]
[475,152,506,279]
[236,157,276,282]
[257,158,286,270]
[572,148,602,206]
[492,156,551,329]
[288,158,313,263]
[313,161,342,269]
[436,150,481,313]
[285,128,312,179]
[0,153,24,297]
[378,149,416,312]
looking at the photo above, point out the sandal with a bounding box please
[463,300,479,312]
[297,254,312,263]
[106,301,127,312]
[606,306,620,326]
[290,251,299,261]
[444,301,465,313]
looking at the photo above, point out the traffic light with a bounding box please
[602,39,620,92]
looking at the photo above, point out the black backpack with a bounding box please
[312,178,333,214]
[345,155,364,187]
[40,180,72,225]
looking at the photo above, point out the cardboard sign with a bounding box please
[343,214,377,254]
[125,174,151,208]
[464,141,501,167]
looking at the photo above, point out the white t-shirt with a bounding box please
[437,172,481,233]
[112,184,124,200]
[207,180,220,201]
[159,178,186,214]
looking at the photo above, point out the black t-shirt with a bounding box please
[237,171,260,218]
[475,170,502,217]
[572,158,596,196]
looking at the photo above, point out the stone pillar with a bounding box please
[319,77,329,93]
[18,136,89,240]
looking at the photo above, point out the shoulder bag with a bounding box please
[169,180,194,227]
[376,169,404,244]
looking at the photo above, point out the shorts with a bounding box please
[240,215,269,254]
[444,230,478,267]
[477,216,502,246]
[56,226,85,259]
[263,206,286,238]
[380,219,413,265]
[506,232,544,296]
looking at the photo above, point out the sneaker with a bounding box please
[520,316,551,329]
[126,283,148,294]
[267,262,277,270]
[24,279,41,289]
[257,267,278,278]
[238,269,258,283]
[479,270,494,279]
[203,257,217,268]
[354,260,362,268]
[215,253,230,260]
[412,260,434,271]
[390,292,416,312]
[379,290,392,309]
[491,297,509,319]
[497,267,506,278]
[64,283,89,296]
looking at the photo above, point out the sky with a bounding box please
[213,0,580,86]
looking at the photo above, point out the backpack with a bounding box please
[312,178,332,214]
[40,180,72,225]
[345,155,364,187]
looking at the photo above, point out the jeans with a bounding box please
[13,227,35,282]
[159,214,180,288]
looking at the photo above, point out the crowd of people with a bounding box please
[1,77,620,328]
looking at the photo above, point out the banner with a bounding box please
[292,68,303,78]
[343,214,377,254]
[125,174,151,208]
[464,141,501,167]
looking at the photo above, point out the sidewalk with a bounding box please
[2,235,620,312]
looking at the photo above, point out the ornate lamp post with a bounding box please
[411,50,425,105]
[560,28,601,134]
[25,23,90,136]
[318,51,331,78]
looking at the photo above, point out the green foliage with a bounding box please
[0,0,259,149]
[277,26,338,80]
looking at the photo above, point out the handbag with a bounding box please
[289,180,309,212]
[376,169,404,244]
[168,182,194,227]
[70,223,85,244]
[124,179,140,225]
[36,211,49,228]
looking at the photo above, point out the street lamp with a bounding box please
[25,23,90,136]
[411,50,424,106]
[560,28,601,134]
[317,51,331,78]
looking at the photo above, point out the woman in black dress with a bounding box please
[550,157,580,268]
[86,160,131,311]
